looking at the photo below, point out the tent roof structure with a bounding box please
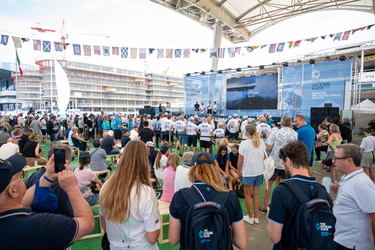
[353,98,375,113]
[150,0,375,43]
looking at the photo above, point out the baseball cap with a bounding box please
[160,144,170,153]
[107,130,114,136]
[123,129,129,134]
[147,115,151,118]
[146,141,154,147]
[79,152,91,163]
[0,154,27,193]
[189,117,195,121]
[221,114,224,116]
[191,152,215,165]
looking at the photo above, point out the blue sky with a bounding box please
[0,0,374,76]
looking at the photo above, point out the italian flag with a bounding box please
[16,49,23,76]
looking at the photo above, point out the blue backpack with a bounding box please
[180,186,232,250]
[281,181,336,250]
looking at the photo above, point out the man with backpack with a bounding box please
[267,140,335,250]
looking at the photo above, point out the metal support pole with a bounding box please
[210,21,223,71]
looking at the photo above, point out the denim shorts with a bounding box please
[242,174,263,186]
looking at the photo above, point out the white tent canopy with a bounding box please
[353,99,375,113]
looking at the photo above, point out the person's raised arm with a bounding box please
[58,170,95,240]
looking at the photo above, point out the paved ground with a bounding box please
[236,135,363,250]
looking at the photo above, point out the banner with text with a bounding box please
[281,60,352,118]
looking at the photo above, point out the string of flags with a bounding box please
[1,24,373,60]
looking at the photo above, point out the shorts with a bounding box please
[242,174,263,186]
[41,129,46,136]
[269,169,288,181]
[178,134,188,145]
[361,151,375,168]
[162,131,171,141]
[79,128,84,134]
[200,140,210,149]
[308,154,313,167]
[49,133,56,142]
[187,135,197,147]
[229,132,238,139]
[114,129,122,140]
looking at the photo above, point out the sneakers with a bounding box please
[243,215,254,225]
[259,207,267,215]
[253,218,259,224]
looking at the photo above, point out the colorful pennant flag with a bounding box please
[33,39,41,50]
[149,48,155,55]
[192,49,199,53]
[15,49,23,76]
[293,40,301,47]
[210,48,217,58]
[166,49,173,58]
[269,43,276,53]
[1,35,9,46]
[183,49,190,58]
[235,47,241,55]
[21,38,30,42]
[200,49,207,53]
[121,47,128,58]
[157,49,164,58]
[288,41,294,48]
[103,46,110,56]
[83,45,91,56]
[43,41,51,52]
[73,44,81,55]
[139,48,146,59]
[175,49,181,58]
[218,48,225,58]
[276,43,285,52]
[130,48,137,59]
[244,46,253,53]
[93,46,101,55]
[54,42,63,52]
[112,47,119,56]
[11,37,22,48]
[342,31,350,41]
[333,32,342,41]
[367,24,374,30]
[227,48,235,58]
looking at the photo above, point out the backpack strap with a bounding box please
[212,190,230,208]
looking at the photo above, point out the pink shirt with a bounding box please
[74,167,96,197]
[160,166,176,202]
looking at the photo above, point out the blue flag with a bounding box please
[43,41,51,52]
[73,44,81,55]
[1,35,9,46]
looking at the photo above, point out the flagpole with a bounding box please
[51,59,53,113]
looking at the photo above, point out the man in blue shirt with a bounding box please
[112,114,122,144]
[294,114,316,177]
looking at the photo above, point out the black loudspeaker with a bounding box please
[310,107,339,132]
[144,105,151,109]
[324,103,332,108]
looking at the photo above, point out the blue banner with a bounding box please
[282,60,351,118]
[185,74,223,115]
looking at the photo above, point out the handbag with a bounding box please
[235,181,245,198]
[263,149,275,189]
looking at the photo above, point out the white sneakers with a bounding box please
[243,215,259,224]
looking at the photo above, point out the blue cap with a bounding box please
[191,152,215,165]
[0,154,27,193]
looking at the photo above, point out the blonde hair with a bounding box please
[29,133,39,141]
[245,124,261,147]
[189,154,227,192]
[13,128,22,136]
[99,140,151,223]
[219,138,229,146]
[166,153,180,171]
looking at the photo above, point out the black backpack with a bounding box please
[281,181,336,250]
[180,186,232,250]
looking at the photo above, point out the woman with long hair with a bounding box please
[238,124,266,225]
[326,124,342,183]
[99,140,160,249]
[160,153,180,202]
[153,144,169,180]
[23,133,47,166]
[168,152,247,249]
[214,145,232,190]
[74,152,102,206]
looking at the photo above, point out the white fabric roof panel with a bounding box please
[151,0,374,43]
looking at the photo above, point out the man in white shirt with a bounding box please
[198,117,213,153]
[174,115,187,156]
[162,114,174,147]
[174,151,194,192]
[129,127,139,141]
[330,144,375,250]
[256,117,271,135]
[206,101,213,115]
[17,113,24,128]
[186,117,199,153]
[0,138,19,159]
[227,115,239,143]
[212,101,218,116]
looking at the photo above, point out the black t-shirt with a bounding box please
[22,141,40,158]
[268,175,331,250]
[101,136,115,154]
[0,207,77,250]
[121,136,131,148]
[229,152,239,169]
[46,120,55,135]
[138,128,155,144]
[18,134,30,154]
[194,103,200,111]
[149,149,158,167]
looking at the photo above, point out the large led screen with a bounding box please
[226,74,278,110]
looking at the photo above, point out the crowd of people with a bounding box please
[0,108,374,249]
